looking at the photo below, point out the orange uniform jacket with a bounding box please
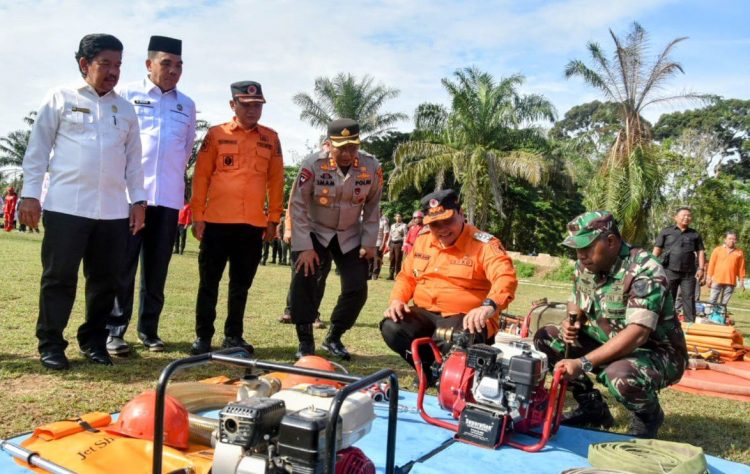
[708,245,746,286]
[390,223,517,336]
[191,119,284,226]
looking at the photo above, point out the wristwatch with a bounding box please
[481,298,497,311]
[579,356,594,373]
[132,200,147,209]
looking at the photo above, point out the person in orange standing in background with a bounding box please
[706,231,746,305]
[3,187,18,231]
[402,210,425,255]
[174,202,192,255]
[189,81,284,355]
[380,189,517,386]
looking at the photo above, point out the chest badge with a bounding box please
[177,103,183,111]
[319,196,329,205]
[111,105,118,113]
[223,155,234,166]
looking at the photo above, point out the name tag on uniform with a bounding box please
[134,100,151,105]
[72,106,91,113]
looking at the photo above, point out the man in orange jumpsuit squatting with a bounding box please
[189,81,284,355]
[381,189,518,385]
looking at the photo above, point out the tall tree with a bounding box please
[293,73,407,139]
[389,67,557,227]
[0,112,36,168]
[183,119,210,200]
[654,98,750,178]
[565,22,708,244]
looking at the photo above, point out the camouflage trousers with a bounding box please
[534,325,686,412]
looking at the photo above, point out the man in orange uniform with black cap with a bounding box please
[380,189,518,385]
[189,81,284,355]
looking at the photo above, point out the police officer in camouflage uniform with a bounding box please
[290,118,383,360]
[534,211,687,438]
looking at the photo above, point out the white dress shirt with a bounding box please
[117,78,196,210]
[21,81,146,220]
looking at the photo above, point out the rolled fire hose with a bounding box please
[588,439,709,474]
[681,360,750,396]
[167,376,280,445]
[562,469,630,474]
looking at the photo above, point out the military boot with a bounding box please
[627,404,664,438]
[295,324,315,359]
[322,326,351,361]
[562,390,615,429]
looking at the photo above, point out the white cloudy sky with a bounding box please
[1,0,748,162]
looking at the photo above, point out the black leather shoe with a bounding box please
[138,333,165,352]
[79,347,114,366]
[106,336,131,356]
[221,336,254,355]
[322,338,351,361]
[628,405,665,438]
[190,338,212,355]
[562,390,614,429]
[40,352,70,370]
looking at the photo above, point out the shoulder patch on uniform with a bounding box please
[473,231,493,243]
[199,132,211,151]
[298,168,313,186]
[632,278,652,298]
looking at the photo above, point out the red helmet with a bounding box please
[281,355,343,389]
[413,211,424,218]
[106,390,189,449]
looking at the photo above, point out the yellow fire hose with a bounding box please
[166,376,280,446]
[588,439,709,474]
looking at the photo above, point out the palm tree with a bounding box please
[389,67,557,226]
[564,22,708,243]
[293,73,407,138]
[0,112,36,168]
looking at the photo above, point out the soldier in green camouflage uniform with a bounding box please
[534,211,688,438]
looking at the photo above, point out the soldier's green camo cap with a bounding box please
[562,211,616,248]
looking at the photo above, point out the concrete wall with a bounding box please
[508,251,568,269]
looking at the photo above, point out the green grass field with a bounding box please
[1,230,748,463]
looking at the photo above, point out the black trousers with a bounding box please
[37,210,128,353]
[388,242,403,277]
[195,223,263,339]
[369,247,384,278]
[279,240,290,265]
[380,307,487,372]
[666,269,697,322]
[284,249,332,316]
[290,235,368,330]
[174,224,188,254]
[108,206,178,339]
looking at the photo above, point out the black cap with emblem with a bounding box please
[148,35,182,55]
[231,81,266,103]
[328,118,361,147]
[421,189,460,224]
